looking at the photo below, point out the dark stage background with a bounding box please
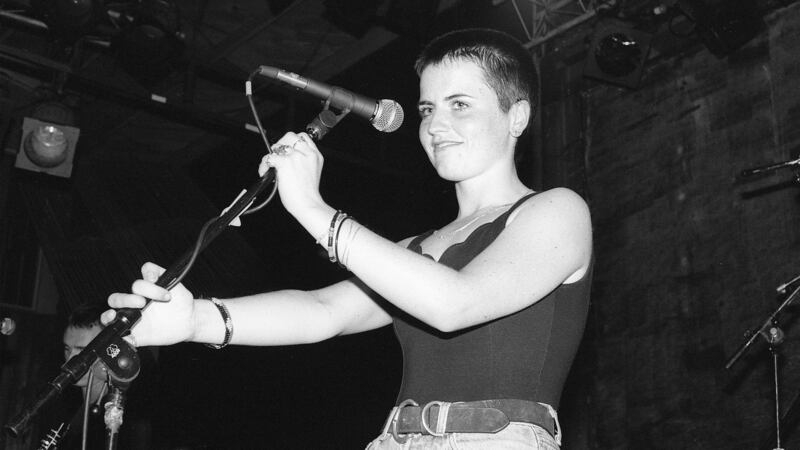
[2,0,800,449]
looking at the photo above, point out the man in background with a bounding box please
[35,303,155,449]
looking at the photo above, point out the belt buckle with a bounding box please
[420,401,447,437]
[390,399,419,444]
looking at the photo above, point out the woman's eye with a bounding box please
[418,106,432,118]
[452,100,468,110]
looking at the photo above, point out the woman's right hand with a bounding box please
[104,262,197,347]
[258,132,329,220]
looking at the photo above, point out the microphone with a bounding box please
[258,65,404,133]
[1,317,15,335]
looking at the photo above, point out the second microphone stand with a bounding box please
[726,281,800,450]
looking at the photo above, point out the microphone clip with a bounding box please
[306,101,349,140]
[96,334,140,387]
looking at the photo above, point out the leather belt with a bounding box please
[390,399,555,442]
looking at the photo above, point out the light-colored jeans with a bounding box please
[364,422,560,449]
[365,400,561,450]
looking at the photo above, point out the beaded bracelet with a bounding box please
[205,297,233,349]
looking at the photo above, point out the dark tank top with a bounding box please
[394,192,592,407]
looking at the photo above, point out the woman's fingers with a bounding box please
[258,132,320,176]
[100,309,116,325]
[131,279,170,301]
[141,262,166,282]
[284,132,317,157]
[128,262,171,301]
[108,292,148,309]
[258,155,272,176]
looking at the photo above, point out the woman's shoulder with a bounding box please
[533,186,586,202]
[516,187,590,218]
[505,187,592,249]
[510,188,593,275]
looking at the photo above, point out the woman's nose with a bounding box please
[425,110,449,135]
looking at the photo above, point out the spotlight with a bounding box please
[113,18,185,86]
[14,102,80,178]
[675,0,763,57]
[584,21,652,89]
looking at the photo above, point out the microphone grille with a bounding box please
[373,99,404,133]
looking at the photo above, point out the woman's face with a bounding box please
[417,59,516,182]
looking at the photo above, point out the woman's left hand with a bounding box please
[258,132,327,218]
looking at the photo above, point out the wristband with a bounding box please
[204,297,233,349]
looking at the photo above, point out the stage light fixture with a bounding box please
[675,0,763,57]
[113,17,185,86]
[14,102,80,178]
[584,21,652,89]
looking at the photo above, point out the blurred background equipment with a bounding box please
[14,101,80,178]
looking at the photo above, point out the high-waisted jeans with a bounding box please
[365,422,559,449]
[365,402,561,450]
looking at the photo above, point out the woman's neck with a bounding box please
[453,178,532,218]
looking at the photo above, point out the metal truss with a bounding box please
[495,0,601,48]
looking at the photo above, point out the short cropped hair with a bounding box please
[414,28,538,116]
[66,303,105,330]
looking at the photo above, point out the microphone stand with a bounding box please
[4,168,277,438]
[725,283,800,450]
[4,107,343,439]
[740,156,800,180]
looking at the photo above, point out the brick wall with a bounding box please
[543,3,800,449]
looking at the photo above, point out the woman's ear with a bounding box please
[509,100,531,138]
